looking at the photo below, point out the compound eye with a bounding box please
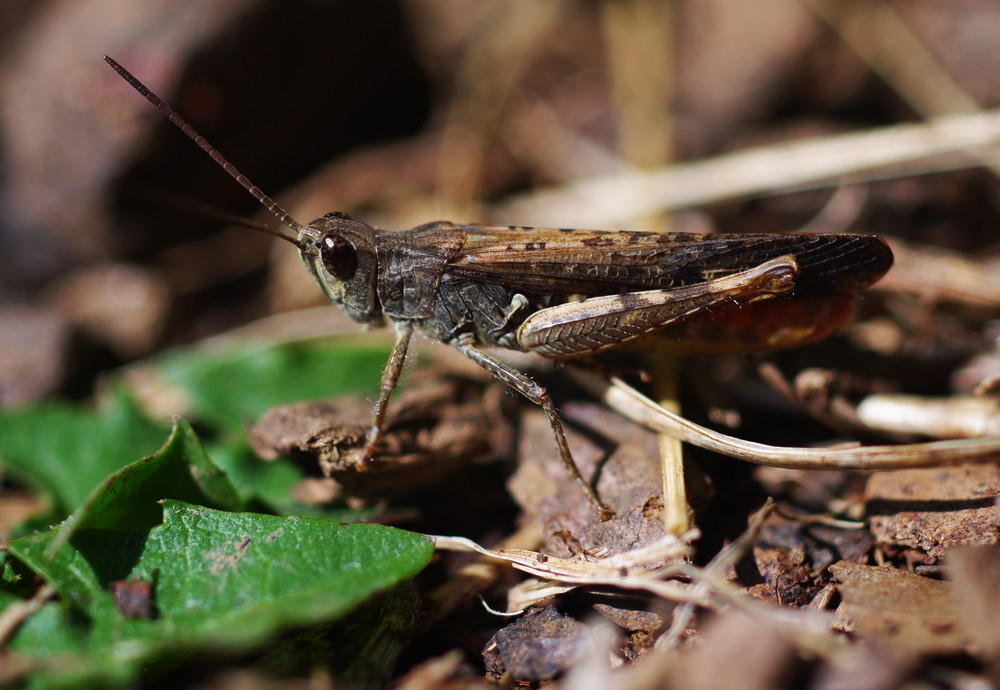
[320,234,358,280]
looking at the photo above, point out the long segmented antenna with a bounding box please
[104,56,307,250]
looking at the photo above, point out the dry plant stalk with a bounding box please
[582,373,1000,471]
[430,499,842,657]
[496,108,1000,227]
[601,0,688,538]
[430,531,698,604]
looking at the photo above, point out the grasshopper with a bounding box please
[106,57,893,520]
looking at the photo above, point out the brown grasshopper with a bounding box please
[106,57,893,520]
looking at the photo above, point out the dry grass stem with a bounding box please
[496,109,1000,227]
[582,374,1000,471]
[429,532,699,603]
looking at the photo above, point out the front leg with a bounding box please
[359,320,415,466]
[451,335,614,521]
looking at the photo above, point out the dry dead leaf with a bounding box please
[830,561,967,655]
[52,264,169,359]
[509,400,710,561]
[485,606,595,682]
[866,465,1000,558]
[0,304,68,406]
[248,372,500,502]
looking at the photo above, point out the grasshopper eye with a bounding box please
[320,234,358,280]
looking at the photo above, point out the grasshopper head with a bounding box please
[299,212,383,326]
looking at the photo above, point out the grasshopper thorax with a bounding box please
[300,212,383,326]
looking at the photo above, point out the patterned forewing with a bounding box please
[446,226,892,296]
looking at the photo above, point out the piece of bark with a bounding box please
[509,400,711,562]
[830,560,967,656]
[742,519,874,605]
[248,372,501,502]
[484,606,594,682]
[592,601,664,637]
[866,465,1000,558]
[745,545,815,606]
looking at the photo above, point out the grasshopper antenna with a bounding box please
[125,187,312,244]
[104,56,308,251]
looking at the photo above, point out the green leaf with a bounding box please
[0,387,167,519]
[6,501,434,687]
[158,340,391,430]
[146,338,398,517]
[198,433,300,506]
[46,419,242,555]
[139,502,432,642]
[202,436,373,521]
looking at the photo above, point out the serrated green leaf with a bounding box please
[5,501,433,688]
[46,419,242,555]
[137,501,432,642]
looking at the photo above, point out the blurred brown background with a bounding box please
[2,0,1000,406]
